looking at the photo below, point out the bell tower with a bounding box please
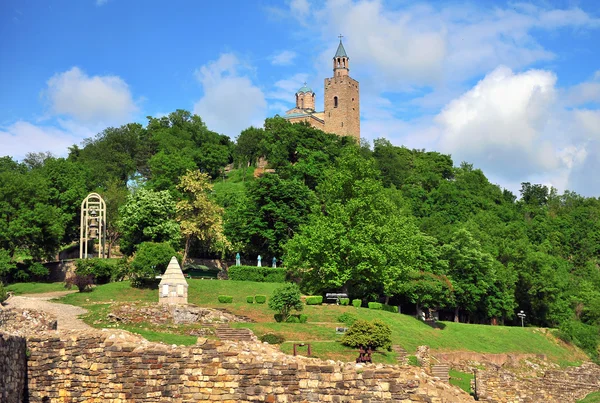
[324,36,360,141]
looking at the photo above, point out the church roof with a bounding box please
[158,256,188,286]
[297,83,313,94]
[334,40,348,58]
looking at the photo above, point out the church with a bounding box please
[283,38,360,141]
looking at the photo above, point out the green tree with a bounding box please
[130,242,179,287]
[340,319,392,351]
[268,283,303,321]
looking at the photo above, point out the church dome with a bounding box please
[297,83,313,94]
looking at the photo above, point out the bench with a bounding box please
[325,293,348,304]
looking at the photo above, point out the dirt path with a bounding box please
[4,291,92,331]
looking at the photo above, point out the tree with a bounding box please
[130,242,179,287]
[340,319,392,351]
[176,170,229,261]
[118,188,181,255]
[268,283,303,321]
[397,271,454,314]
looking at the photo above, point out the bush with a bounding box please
[340,298,350,306]
[341,319,392,351]
[246,296,254,303]
[255,295,267,304]
[131,242,179,288]
[260,333,285,344]
[368,302,383,310]
[352,299,362,308]
[227,266,286,282]
[558,320,599,360]
[338,312,358,326]
[268,283,303,321]
[286,315,300,323]
[274,313,285,322]
[65,274,94,293]
[306,296,323,305]
[0,281,8,303]
[75,258,113,284]
[382,304,399,313]
[218,295,233,303]
[298,314,308,323]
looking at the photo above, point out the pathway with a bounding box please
[4,291,92,331]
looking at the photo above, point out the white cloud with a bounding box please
[193,53,267,136]
[271,50,297,66]
[96,0,109,6]
[290,0,310,19]
[45,67,138,124]
[267,73,310,103]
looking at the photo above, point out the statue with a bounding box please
[272,257,277,268]
[236,252,241,266]
[257,255,262,267]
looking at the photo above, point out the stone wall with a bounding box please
[475,361,600,402]
[0,333,27,403]
[18,329,473,403]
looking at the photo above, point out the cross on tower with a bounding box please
[338,34,343,41]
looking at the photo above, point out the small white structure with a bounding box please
[158,257,188,305]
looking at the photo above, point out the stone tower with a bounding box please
[295,83,315,111]
[323,38,360,141]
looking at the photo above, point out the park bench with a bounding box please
[325,293,348,304]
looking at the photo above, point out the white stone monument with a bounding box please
[158,257,188,305]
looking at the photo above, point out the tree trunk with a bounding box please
[183,236,191,263]
[454,307,460,323]
[384,295,390,305]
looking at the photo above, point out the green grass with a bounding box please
[579,392,600,403]
[51,280,587,365]
[5,282,68,295]
[449,369,473,394]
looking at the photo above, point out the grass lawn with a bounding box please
[5,282,68,294]
[48,279,586,365]
[449,369,473,394]
[579,392,600,403]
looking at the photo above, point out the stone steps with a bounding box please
[432,364,450,383]
[214,325,255,341]
[392,345,408,365]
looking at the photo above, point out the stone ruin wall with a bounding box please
[0,333,27,403]
[0,329,474,403]
[474,362,600,403]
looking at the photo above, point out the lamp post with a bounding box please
[517,310,526,327]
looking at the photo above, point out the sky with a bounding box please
[1,0,600,196]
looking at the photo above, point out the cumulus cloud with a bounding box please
[271,50,297,66]
[267,73,310,103]
[193,54,267,136]
[45,67,138,123]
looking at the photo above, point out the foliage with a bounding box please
[298,314,308,323]
[118,188,181,255]
[130,242,179,287]
[260,333,285,344]
[176,170,229,260]
[352,299,362,308]
[340,298,350,306]
[558,320,600,361]
[305,296,323,305]
[340,319,392,351]
[382,304,399,313]
[338,312,358,326]
[65,274,94,292]
[75,258,114,284]
[285,315,300,323]
[268,283,303,321]
[218,295,233,303]
[227,266,286,283]
[255,295,267,304]
[368,302,383,310]
[246,296,254,303]
[0,281,8,303]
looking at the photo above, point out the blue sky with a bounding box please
[1,0,600,195]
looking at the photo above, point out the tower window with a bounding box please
[341,122,344,127]
[334,96,338,108]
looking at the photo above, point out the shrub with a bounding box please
[255,295,267,304]
[131,242,179,288]
[65,274,94,293]
[218,295,233,303]
[558,320,599,360]
[298,314,308,323]
[274,313,285,322]
[268,283,303,321]
[75,258,113,284]
[352,299,362,308]
[340,298,350,306]
[0,281,8,303]
[286,315,300,323]
[341,319,392,351]
[305,296,323,305]
[227,266,286,282]
[368,302,383,310]
[246,296,254,303]
[338,312,358,326]
[382,304,399,313]
[260,333,285,344]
